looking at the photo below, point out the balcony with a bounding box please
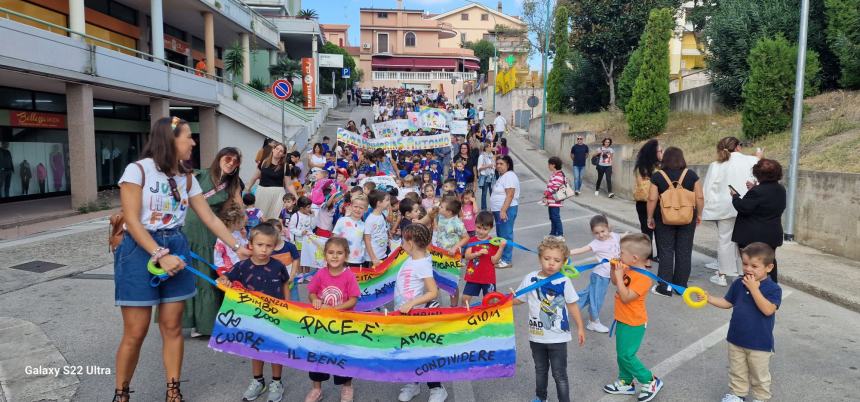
[372,71,477,82]
[198,0,280,47]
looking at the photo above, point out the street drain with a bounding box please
[9,260,65,273]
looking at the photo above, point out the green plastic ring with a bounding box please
[490,237,504,246]
[147,260,166,276]
[561,264,580,279]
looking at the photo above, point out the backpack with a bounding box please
[633,173,651,202]
[109,163,192,252]
[657,169,696,225]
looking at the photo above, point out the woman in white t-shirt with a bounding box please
[489,155,520,268]
[112,117,247,402]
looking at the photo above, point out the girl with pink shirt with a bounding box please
[460,189,477,237]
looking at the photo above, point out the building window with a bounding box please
[377,12,388,18]
[481,13,489,21]
[461,13,469,21]
[405,32,416,47]
[163,23,185,41]
[377,33,389,53]
[339,38,344,47]
[461,33,467,43]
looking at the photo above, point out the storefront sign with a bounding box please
[302,57,316,109]
[10,111,66,129]
[319,53,344,68]
[164,34,189,54]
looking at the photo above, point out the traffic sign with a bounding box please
[527,95,539,108]
[272,79,292,100]
[342,67,351,79]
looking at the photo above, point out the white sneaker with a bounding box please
[594,191,600,197]
[709,274,728,287]
[497,261,511,269]
[190,330,203,338]
[705,262,720,270]
[720,394,745,402]
[398,383,421,402]
[428,386,448,402]
[242,379,267,401]
[267,381,284,402]
[608,193,615,198]
[587,320,610,333]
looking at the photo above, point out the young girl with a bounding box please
[496,138,509,156]
[315,182,341,237]
[421,183,437,211]
[333,194,369,268]
[395,224,446,402]
[305,237,361,402]
[460,190,477,237]
[213,204,248,276]
[400,174,419,200]
[569,215,621,333]
[290,196,315,276]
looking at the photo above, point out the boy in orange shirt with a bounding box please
[603,233,663,402]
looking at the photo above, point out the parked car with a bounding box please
[360,89,373,105]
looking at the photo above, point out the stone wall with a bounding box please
[669,84,722,114]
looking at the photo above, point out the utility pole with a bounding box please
[539,0,552,149]
[784,0,810,241]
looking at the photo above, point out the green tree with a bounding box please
[569,0,681,109]
[269,57,301,79]
[223,42,245,82]
[318,42,358,96]
[547,6,572,113]
[463,40,496,75]
[825,0,860,88]
[616,46,643,111]
[626,8,674,140]
[298,9,318,19]
[742,35,821,139]
[567,51,610,112]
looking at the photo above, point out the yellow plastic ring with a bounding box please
[682,286,708,309]
[147,260,166,276]
[561,265,580,280]
[489,237,504,246]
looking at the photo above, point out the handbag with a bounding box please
[552,174,576,202]
[591,154,600,166]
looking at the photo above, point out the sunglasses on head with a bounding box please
[167,177,181,202]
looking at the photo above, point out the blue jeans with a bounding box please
[530,341,570,402]
[572,165,585,191]
[479,179,493,210]
[577,272,610,321]
[493,205,518,263]
[548,207,563,236]
[113,228,196,306]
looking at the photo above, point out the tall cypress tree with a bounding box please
[547,6,572,113]
[626,8,674,140]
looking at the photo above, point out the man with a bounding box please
[195,57,207,77]
[346,87,353,105]
[435,133,454,178]
[321,136,331,154]
[569,135,589,196]
[493,112,507,145]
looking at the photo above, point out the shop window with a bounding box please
[163,24,186,41]
[0,127,70,200]
[34,92,66,113]
[114,103,143,120]
[0,87,34,110]
[95,131,141,188]
[94,100,114,118]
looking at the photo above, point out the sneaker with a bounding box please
[720,394,745,402]
[594,191,600,197]
[705,261,720,270]
[608,192,615,198]
[304,388,322,402]
[497,261,511,269]
[190,330,203,338]
[428,386,448,402]
[340,384,354,402]
[587,320,610,333]
[574,191,580,196]
[267,381,284,402]
[650,284,672,297]
[242,379,267,401]
[709,273,728,287]
[602,379,636,395]
[638,377,663,402]
[398,383,421,402]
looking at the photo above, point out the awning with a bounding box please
[412,58,457,69]
[463,60,480,70]
[372,57,415,68]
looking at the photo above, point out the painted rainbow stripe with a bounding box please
[209,286,515,382]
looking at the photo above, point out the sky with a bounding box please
[311,0,543,70]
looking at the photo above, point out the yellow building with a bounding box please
[668,2,709,92]
[429,1,529,69]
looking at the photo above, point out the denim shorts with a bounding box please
[463,282,496,297]
[113,228,196,306]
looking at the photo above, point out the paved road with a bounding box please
[1,106,858,401]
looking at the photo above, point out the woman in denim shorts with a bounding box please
[112,117,248,402]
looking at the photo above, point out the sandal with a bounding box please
[165,378,185,402]
[112,383,132,402]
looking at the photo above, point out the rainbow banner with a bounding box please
[209,286,516,382]
[351,245,461,311]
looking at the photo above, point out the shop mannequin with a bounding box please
[19,159,31,195]
[0,142,12,197]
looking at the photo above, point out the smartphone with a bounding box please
[728,184,738,194]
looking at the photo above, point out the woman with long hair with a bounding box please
[595,137,615,198]
[309,143,326,170]
[247,142,291,219]
[113,117,245,401]
[633,139,663,260]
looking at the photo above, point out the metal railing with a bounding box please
[231,81,313,122]
[372,71,478,81]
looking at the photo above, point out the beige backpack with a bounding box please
[657,169,695,225]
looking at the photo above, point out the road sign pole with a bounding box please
[332,70,335,95]
[785,0,810,241]
[281,99,285,146]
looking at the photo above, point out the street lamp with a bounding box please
[540,0,552,149]
[785,0,810,241]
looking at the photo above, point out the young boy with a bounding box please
[364,190,391,267]
[278,193,297,233]
[333,193,369,268]
[702,242,781,402]
[514,237,585,402]
[449,160,471,194]
[603,233,663,402]
[243,193,263,234]
[569,215,621,333]
[216,223,290,402]
[462,211,505,306]
[440,178,457,196]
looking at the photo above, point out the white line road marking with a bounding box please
[515,215,590,231]
[596,290,793,402]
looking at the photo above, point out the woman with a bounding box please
[543,156,567,239]
[290,150,307,185]
[485,124,495,145]
[731,159,785,283]
[359,118,368,134]
[490,155,520,268]
[309,143,326,170]
[453,142,478,190]
[633,139,663,260]
[702,137,761,286]
[595,137,615,198]
[646,147,704,297]
[181,147,247,337]
[477,142,495,210]
[247,142,291,219]
[346,120,358,133]
[113,117,245,401]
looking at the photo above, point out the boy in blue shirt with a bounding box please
[700,242,781,402]
[449,159,471,194]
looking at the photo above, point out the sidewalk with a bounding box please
[507,129,860,313]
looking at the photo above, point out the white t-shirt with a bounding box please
[118,158,202,231]
[332,216,366,264]
[364,213,389,260]
[489,171,520,211]
[398,186,420,201]
[310,154,326,168]
[394,255,434,309]
[515,270,579,343]
[588,232,621,278]
[478,153,495,177]
[493,115,507,132]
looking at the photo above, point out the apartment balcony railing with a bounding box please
[199,0,279,47]
[372,71,478,82]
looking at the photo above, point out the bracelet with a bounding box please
[151,247,170,262]
[150,247,165,257]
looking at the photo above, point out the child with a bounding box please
[431,198,469,306]
[450,160,471,194]
[461,211,505,306]
[266,218,302,297]
[460,190,477,236]
[213,204,248,276]
[216,223,290,402]
[400,174,419,200]
[305,237,361,402]
[395,224,446,402]
[440,178,457,196]
[421,183,437,211]
[513,237,585,402]
[289,196,315,276]
[333,193,369,268]
[602,233,663,402]
[496,138,509,156]
[243,193,263,234]
[364,190,391,267]
[278,193,297,237]
[569,215,621,333]
[700,242,781,402]
[314,182,341,237]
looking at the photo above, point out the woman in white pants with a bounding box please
[701,137,761,286]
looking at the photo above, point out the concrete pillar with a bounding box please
[270,49,279,65]
[312,36,318,102]
[198,107,218,164]
[151,0,165,61]
[203,12,216,76]
[68,0,86,40]
[241,32,251,84]
[66,83,97,208]
[149,98,170,128]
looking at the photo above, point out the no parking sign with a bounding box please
[271,79,292,100]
